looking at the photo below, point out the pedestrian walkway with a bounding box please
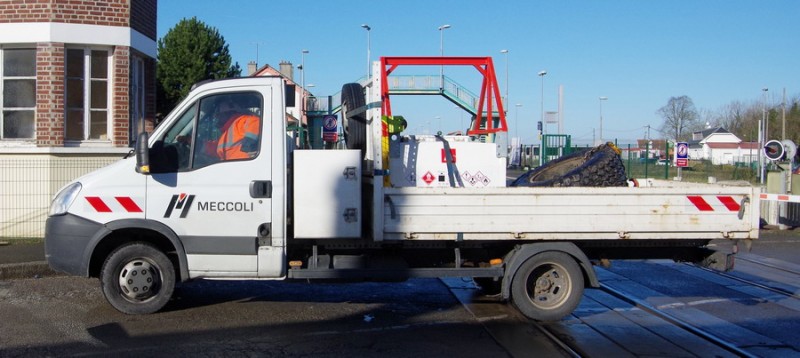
[0,241,44,263]
[0,241,52,280]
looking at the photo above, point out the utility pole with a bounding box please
[782,88,786,141]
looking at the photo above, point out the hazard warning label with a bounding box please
[461,171,491,187]
[421,171,436,185]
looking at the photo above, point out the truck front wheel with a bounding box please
[100,242,175,314]
[511,251,584,321]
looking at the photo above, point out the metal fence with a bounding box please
[1,155,119,238]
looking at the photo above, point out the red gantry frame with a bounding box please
[379,56,508,135]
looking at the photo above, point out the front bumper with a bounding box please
[45,214,106,277]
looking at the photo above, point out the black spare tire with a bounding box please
[511,142,627,187]
[341,83,367,154]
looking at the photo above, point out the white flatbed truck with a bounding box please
[45,72,760,321]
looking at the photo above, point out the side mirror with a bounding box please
[136,131,151,174]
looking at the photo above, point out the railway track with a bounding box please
[596,283,757,358]
[689,259,800,300]
[736,255,800,277]
[446,252,800,357]
[444,275,757,357]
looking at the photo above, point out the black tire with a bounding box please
[510,251,584,321]
[511,142,627,187]
[341,83,367,153]
[100,242,175,315]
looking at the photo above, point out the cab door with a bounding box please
[146,89,271,278]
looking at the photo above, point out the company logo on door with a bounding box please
[164,193,195,218]
[164,193,256,218]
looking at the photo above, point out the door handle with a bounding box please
[250,180,272,198]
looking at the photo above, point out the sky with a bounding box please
[157,0,798,146]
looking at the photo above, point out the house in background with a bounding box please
[688,127,759,165]
[0,0,157,237]
[249,60,338,149]
[247,60,307,132]
[636,139,666,160]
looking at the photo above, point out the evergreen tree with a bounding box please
[156,17,241,114]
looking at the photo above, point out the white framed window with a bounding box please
[65,47,111,142]
[0,47,36,140]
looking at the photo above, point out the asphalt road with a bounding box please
[1,230,798,356]
[0,276,511,357]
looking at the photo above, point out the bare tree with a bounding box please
[657,95,698,141]
[719,101,747,134]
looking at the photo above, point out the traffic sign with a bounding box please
[322,115,338,143]
[322,132,338,142]
[675,142,688,167]
[322,115,337,131]
[676,142,688,159]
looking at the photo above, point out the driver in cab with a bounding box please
[214,97,261,160]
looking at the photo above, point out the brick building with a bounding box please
[0,0,157,237]
[0,0,156,147]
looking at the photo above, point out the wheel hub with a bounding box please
[535,276,555,295]
[118,259,159,301]
[530,267,569,307]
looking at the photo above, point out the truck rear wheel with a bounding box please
[511,251,583,321]
[100,242,175,315]
[341,83,367,154]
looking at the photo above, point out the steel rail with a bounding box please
[600,284,758,358]
[736,255,800,276]
[688,263,800,300]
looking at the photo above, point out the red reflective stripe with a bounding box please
[779,195,790,201]
[85,197,112,212]
[716,196,740,211]
[687,196,713,211]
[116,197,143,213]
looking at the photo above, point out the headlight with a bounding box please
[49,182,82,216]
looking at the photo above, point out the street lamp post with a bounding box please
[361,24,371,79]
[538,70,547,136]
[763,87,769,142]
[300,49,309,92]
[515,103,522,141]
[298,49,308,146]
[598,96,608,145]
[538,70,546,166]
[760,87,769,184]
[500,49,508,110]
[299,49,309,134]
[438,24,451,88]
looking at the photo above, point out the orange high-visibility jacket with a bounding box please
[217,113,261,160]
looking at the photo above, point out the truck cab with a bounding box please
[46,77,290,313]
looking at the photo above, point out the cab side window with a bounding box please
[150,104,197,173]
[193,93,263,168]
[150,92,263,173]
